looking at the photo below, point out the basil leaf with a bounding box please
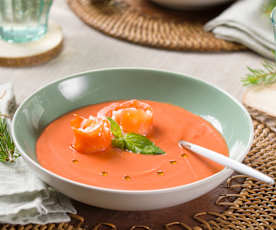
[124,133,165,155]
[107,118,165,155]
[112,138,126,149]
[107,117,123,138]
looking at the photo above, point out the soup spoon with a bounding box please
[179,140,275,185]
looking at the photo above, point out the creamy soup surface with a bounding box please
[36,100,229,190]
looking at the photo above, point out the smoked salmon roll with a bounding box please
[98,100,153,136]
[70,115,111,154]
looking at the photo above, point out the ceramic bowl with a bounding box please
[150,0,234,9]
[12,68,253,211]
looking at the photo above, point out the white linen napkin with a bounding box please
[0,83,76,225]
[205,0,276,59]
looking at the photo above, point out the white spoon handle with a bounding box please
[179,140,274,185]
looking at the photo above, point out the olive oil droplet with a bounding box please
[124,175,131,180]
[181,153,187,158]
[169,160,177,165]
[101,171,108,176]
[157,170,164,176]
[72,159,79,163]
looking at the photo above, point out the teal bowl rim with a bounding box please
[12,67,254,195]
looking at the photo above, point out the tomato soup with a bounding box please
[36,100,229,190]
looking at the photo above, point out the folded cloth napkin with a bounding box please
[205,0,276,59]
[0,83,76,225]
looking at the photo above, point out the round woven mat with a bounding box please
[1,117,276,229]
[67,0,246,52]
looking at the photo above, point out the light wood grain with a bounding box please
[0,23,63,67]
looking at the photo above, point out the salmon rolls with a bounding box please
[70,115,111,154]
[98,100,153,136]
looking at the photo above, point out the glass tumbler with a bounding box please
[272,7,276,48]
[0,0,53,43]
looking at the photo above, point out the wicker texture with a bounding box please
[67,0,246,52]
[0,215,85,230]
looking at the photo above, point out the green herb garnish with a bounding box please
[241,61,276,86]
[0,117,20,163]
[107,117,165,155]
[108,117,123,138]
[124,133,165,155]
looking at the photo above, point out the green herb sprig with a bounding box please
[241,62,276,86]
[107,117,165,155]
[0,117,20,163]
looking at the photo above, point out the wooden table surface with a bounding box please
[0,0,266,228]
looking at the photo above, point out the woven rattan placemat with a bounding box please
[67,0,246,52]
[1,117,276,229]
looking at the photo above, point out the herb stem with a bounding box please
[241,62,276,86]
[0,117,20,163]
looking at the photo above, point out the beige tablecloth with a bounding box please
[0,0,265,103]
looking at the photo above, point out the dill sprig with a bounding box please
[241,62,276,86]
[0,117,20,163]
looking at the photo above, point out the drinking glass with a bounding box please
[271,6,276,47]
[0,0,53,43]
